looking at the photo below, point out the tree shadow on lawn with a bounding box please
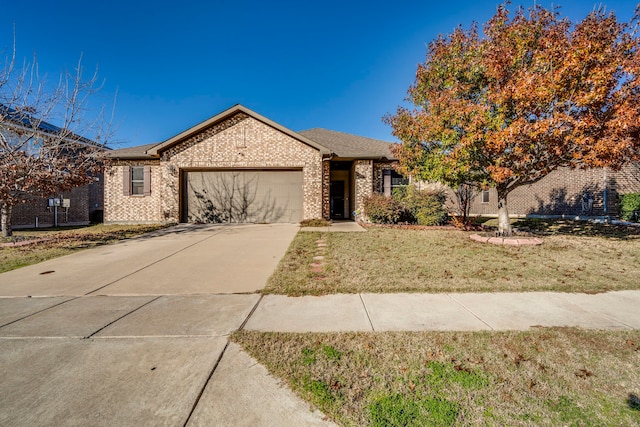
[629,393,640,411]
[498,218,640,240]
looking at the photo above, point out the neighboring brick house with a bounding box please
[104,105,397,224]
[10,179,105,228]
[1,105,107,229]
[447,163,640,218]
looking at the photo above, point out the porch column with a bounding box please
[322,159,331,220]
[353,160,373,218]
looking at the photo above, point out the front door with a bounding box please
[330,181,345,219]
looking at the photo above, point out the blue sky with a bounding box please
[1,1,637,148]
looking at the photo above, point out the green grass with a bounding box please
[264,224,640,295]
[300,218,332,227]
[0,223,170,273]
[232,328,640,426]
[368,393,459,427]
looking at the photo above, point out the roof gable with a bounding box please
[147,104,330,156]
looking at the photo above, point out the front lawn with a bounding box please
[263,224,640,295]
[233,328,640,426]
[0,223,169,273]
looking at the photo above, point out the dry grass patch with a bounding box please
[263,228,640,295]
[0,223,169,273]
[232,329,640,426]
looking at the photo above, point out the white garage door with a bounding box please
[183,170,303,223]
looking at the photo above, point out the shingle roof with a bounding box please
[0,104,106,149]
[104,108,397,161]
[298,128,396,160]
[104,143,158,159]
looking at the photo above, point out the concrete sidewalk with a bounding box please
[245,290,640,332]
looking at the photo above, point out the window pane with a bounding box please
[131,167,144,181]
[131,182,144,195]
[390,171,408,187]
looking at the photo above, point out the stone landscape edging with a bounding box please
[469,233,543,246]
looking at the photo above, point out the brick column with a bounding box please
[354,160,373,217]
[322,159,331,220]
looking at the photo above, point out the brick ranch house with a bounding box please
[104,105,399,224]
[1,105,107,229]
[104,104,639,225]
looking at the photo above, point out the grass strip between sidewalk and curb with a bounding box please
[232,328,640,426]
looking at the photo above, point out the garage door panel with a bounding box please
[184,170,303,224]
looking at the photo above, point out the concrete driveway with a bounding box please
[0,223,333,426]
[0,223,298,296]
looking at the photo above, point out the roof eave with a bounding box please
[105,153,158,160]
[325,154,397,161]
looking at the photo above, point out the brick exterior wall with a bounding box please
[450,164,640,217]
[88,174,105,222]
[322,160,331,219]
[11,185,91,228]
[104,114,324,223]
[104,160,163,223]
[353,160,373,216]
[11,174,104,228]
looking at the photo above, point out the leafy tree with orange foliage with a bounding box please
[385,3,640,235]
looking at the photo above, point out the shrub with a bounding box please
[363,193,403,224]
[364,185,448,225]
[619,193,640,222]
[394,185,448,226]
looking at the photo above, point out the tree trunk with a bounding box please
[1,203,12,238]
[496,187,512,236]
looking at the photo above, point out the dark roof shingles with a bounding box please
[298,128,396,159]
[105,143,158,158]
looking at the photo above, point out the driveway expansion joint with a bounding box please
[238,294,264,331]
[85,296,162,338]
[0,296,79,329]
[182,341,230,427]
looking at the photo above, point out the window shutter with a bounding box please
[383,170,391,197]
[143,166,151,196]
[123,166,131,196]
